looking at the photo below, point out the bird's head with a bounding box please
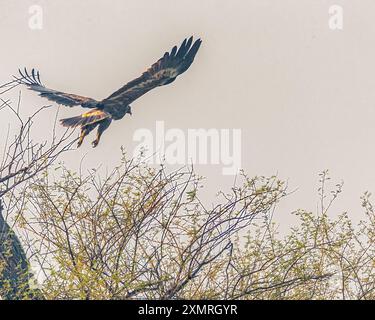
[127,105,132,116]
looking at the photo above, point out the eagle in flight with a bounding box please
[16,36,202,147]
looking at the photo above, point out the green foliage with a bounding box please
[4,158,375,300]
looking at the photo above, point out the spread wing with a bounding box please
[15,68,98,108]
[101,36,202,107]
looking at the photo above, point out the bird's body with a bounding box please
[17,36,202,147]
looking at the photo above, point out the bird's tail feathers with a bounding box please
[60,115,83,128]
[60,115,87,128]
[60,110,109,128]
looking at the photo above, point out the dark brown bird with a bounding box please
[16,36,202,147]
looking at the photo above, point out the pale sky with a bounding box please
[1,0,375,229]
